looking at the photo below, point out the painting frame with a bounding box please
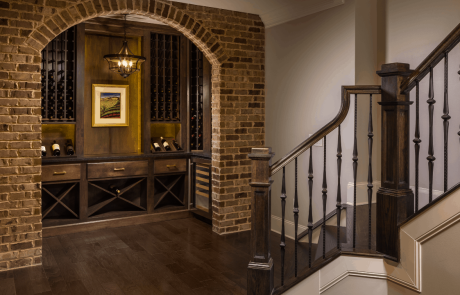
[92,84,129,127]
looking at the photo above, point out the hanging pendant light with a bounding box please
[104,15,146,78]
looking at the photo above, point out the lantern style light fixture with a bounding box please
[104,15,146,78]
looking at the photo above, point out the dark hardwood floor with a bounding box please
[0,217,254,295]
[0,204,377,295]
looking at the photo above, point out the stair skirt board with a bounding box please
[271,208,347,242]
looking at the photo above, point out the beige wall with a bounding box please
[266,0,356,226]
[266,0,384,228]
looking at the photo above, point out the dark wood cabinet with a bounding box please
[41,17,212,231]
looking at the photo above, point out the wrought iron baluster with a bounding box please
[442,53,450,192]
[427,67,436,203]
[336,125,342,250]
[280,167,286,286]
[293,158,299,277]
[322,136,327,259]
[353,94,358,248]
[308,148,313,268]
[414,81,421,212]
[367,95,373,250]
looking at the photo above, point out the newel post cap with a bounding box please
[377,63,412,77]
[248,147,274,160]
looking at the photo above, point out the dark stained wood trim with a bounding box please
[297,204,350,241]
[75,23,85,157]
[202,57,212,153]
[43,209,191,237]
[180,35,188,151]
[142,30,151,155]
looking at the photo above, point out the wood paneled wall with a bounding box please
[84,33,142,155]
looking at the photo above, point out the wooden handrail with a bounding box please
[269,85,382,176]
[400,22,460,93]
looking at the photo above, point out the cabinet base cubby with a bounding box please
[88,177,147,218]
[153,173,186,213]
[42,181,80,221]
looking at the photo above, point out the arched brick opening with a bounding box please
[0,0,265,270]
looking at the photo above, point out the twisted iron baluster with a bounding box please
[280,167,286,286]
[308,148,313,268]
[442,53,450,192]
[293,158,299,277]
[336,125,342,250]
[414,81,421,212]
[322,136,327,259]
[353,94,358,248]
[427,67,436,203]
[367,95,373,250]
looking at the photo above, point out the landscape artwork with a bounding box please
[100,92,121,119]
[92,84,129,127]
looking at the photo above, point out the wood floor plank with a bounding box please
[0,277,16,295]
[12,268,34,295]
[28,265,52,294]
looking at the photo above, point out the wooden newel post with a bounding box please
[247,147,274,295]
[376,63,414,260]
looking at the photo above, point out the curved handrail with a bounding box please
[270,85,382,176]
[400,22,460,93]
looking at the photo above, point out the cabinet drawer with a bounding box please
[87,161,148,179]
[154,159,187,174]
[42,164,81,182]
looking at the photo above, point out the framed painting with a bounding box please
[92,84,129,127]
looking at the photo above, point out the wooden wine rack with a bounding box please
[150,33,180,121]
[41,26,76,123]
[189,42,204,150]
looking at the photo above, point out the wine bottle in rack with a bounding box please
[51,140,60,156]
[48,82,56,91]
[65,139,74,155]
[172,140,182,151]
[41,146,46,157]
[151,142,162,152]
[109,185,121,195]
[160,137,171,151]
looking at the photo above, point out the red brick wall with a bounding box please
[0,0,265,270]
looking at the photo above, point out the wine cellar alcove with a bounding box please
[40,17,213,232]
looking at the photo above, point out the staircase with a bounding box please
[247,22,460,295]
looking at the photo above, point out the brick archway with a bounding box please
[0,0,265,270]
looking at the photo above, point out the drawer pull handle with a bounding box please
[167,165,177,169]
[53,171,66,175]
[114,168,125,171]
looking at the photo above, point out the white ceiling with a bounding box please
[104,0,344,28]
[173,0,345,28]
